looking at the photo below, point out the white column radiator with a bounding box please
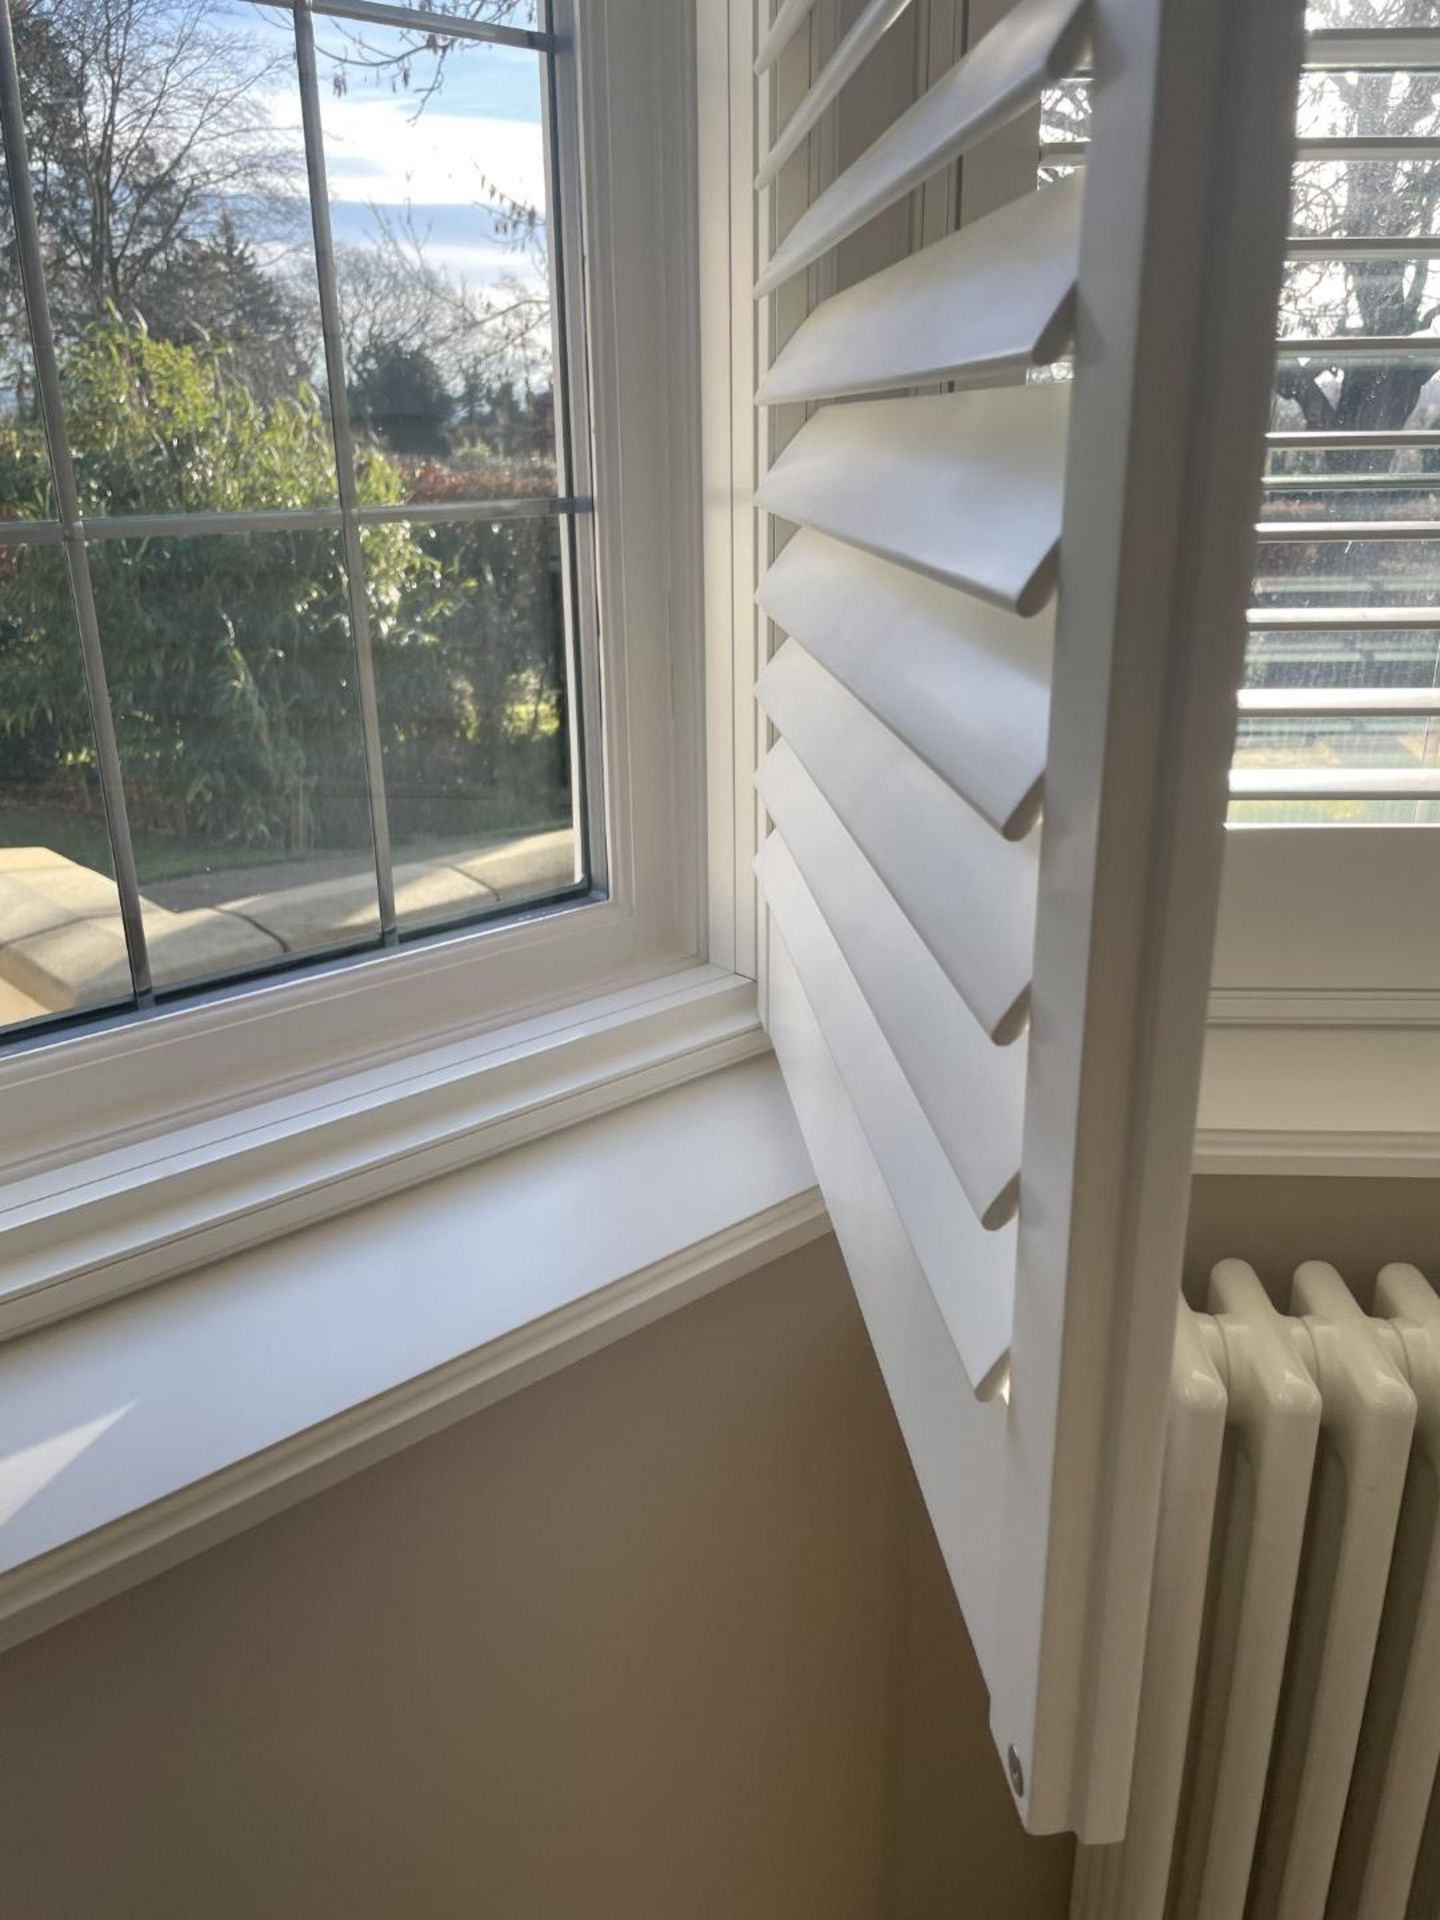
[1071,1261,1440,1920]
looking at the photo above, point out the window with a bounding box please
[1049,5,1440,1007]
[0,0,703,1217]
[0,0,599,1044]
[1238,0,1440,824]
[1199,3,1440,1011]
[1045,5,1440,826]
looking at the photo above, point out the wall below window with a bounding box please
[0,1234,1071,1920]
[1186,1174,1440,1303]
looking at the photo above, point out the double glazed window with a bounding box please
[1241,0,1440,823]
[1046,1,1440,827]
[0,0,595,1042]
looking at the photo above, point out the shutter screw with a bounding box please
[1007,1745,1025,1798]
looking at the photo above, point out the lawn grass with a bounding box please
[0,800,322,884]
[2,797,575,888]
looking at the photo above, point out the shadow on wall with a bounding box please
[0,1235,1072,1920]
[1187,1176,1440,1312]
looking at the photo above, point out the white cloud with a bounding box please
[319,97,548,218]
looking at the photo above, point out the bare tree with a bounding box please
[5,0,300,328]
[333,209,550,390]
[1278,2,1440,467]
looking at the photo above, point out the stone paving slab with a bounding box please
[219,860,496,952]
[0,973,52,1029]
[0,827,579,1020]
[0,852,124,947]
[449,829,578,902]
[5,907,283,1011]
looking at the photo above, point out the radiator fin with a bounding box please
[1072,1259,1440,1920]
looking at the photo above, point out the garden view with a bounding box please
[0,0,579,1029]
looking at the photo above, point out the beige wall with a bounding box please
[0,1234,1072,1920]
[1186,1174,1440,1305]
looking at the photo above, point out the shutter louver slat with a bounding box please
[756,640,1039,1044]
[754,0,821,75]
[756,0,1090,295]
[757,530,1052,840]
[757,0,917,188]
[758,741,1026,1229]
[759,175,1081,405]
[759,835,1017,1396]
[757,385,1068,617]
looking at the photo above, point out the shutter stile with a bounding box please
[746,0,1302,1837]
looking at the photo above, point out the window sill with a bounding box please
[0,1049,824,1654]
[0,962,764,1340]
[1196,1020,1440,1175]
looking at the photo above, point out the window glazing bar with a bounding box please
[539,0,605,900]
[1260,472,1440,489]
[0,1,153,1003]
[1268,429,1440,450]
[1230,767,1440,801]
[0,519,63,548]
[240,0,553,52]
[1305,28,1440,71]
[1048,135,1440,167]
[1277,336,1440,361]
[1249,606,1440,630]
[1288,238,1440,260]
[1238,688,1440,716]
[295,0,397,940]
[1256,519,1440,542]
[1295,136,1440,161]
[354,495,588,527]
[1079,30,1440,77]
[65,497,589,545]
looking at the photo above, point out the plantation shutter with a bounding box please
[749,0,1304,1836]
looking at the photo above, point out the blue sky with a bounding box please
[224,4,550,289]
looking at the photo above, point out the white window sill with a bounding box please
[1,962,766,1339]
[0,1050,823,1654]
[1196,1021,1440,1175]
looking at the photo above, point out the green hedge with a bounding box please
[0,325,568,861]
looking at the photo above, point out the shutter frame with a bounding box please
[744,0,1305,1837]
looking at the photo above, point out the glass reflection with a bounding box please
[315,21,559,501]
[89,529,381,991]
[362,512,579,935]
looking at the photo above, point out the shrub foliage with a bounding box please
[0,325,568,860]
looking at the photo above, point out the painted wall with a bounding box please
[1186,1174,1440,1305]
[0,1233,1072,1920]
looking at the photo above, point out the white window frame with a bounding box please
[1208,17,1440,1036]
[0,0,739,1339]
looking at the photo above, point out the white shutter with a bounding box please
[745,0,1304,1838]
